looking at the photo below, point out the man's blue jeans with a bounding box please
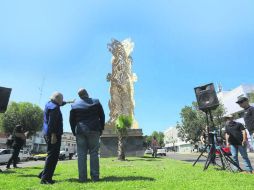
[76,131,100,182]
[230,144,253,172]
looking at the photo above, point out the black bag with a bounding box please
[6,135,14,147]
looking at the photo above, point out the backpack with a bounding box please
[6,135,14,147]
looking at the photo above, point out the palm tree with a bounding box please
[115,115,133,161]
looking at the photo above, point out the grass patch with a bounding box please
[0,157,254,190]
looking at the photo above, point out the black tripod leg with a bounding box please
[223,152,243,171]
[193,144,209,166]
[218,149,226,170]
[204,147,215,170]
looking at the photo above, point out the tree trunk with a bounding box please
[118,134,125,160]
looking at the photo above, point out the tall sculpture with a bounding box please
[106,38,138,129]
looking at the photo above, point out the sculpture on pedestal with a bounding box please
[106,38,138,129]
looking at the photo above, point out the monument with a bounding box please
[100,38,144,157]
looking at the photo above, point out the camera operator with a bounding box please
[6,124,26,169]
[224,114,253,173]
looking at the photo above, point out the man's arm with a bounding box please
[98,102,105,131]
[242,129,247,146]
[69,109,76,136]
[225,133,230,147]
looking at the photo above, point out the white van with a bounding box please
[0,149,13,164]
[19,150,31,161]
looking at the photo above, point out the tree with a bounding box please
[0,102,43,136]
[248,92,254,103]
[115,115,133,161]
[177,102,226,144]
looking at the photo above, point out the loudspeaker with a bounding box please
[0,87,12,113]
[194,83,219,111]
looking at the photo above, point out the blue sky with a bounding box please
[1,0,254,135]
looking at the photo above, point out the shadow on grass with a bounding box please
[126,156,163,162]
[101,176,155,182]
[65,176,155,183]
[0,170,16,174]
[17,173,60,178]
[182,159,206,163]
[26,166,43,170]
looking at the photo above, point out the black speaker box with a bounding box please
[194,83,219,111]
[0,87,12,113]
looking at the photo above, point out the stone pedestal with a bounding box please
[100,129,145,157]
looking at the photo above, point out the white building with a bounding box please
[61,132,77,154]
[30,131,47,153]
[217,84,254,123]
[164,127,193,152]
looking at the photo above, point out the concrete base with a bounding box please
[100,129,145,157]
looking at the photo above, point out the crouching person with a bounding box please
[70,88,105,182]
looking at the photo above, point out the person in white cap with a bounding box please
[236,96,254,149]
[224,114,253,173]
[39,92,64,184]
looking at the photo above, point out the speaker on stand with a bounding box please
[192,83,242,172]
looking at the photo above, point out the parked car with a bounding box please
[144,149,153,154]
[156,148,166,156]
[19,150,31,161]
[0,149,13,164]
[59,147,75,160]
[33,153,47,161]
[0,149,31,164]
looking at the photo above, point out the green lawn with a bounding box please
[0,156,254,190]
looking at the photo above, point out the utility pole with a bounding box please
[38,77,45,105]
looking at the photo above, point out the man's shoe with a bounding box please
[91,177,99,182]
[40,179,55,184]
[6,166,10,169]
[38,172,42,179]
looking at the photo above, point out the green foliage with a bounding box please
[248,92,254,103]
[177,102,226,144]
[0,102,43,135]
[152,131,165,147]
[0,158,253,190]
[144,131,165,148]
[115,115,133,135]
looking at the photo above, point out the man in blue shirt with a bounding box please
[39,92,64,184]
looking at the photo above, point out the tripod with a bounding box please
[193,109,242,172]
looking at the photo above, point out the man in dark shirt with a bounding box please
[236,96,254,149]
[70,88,105,182]
[225,114,253,173]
